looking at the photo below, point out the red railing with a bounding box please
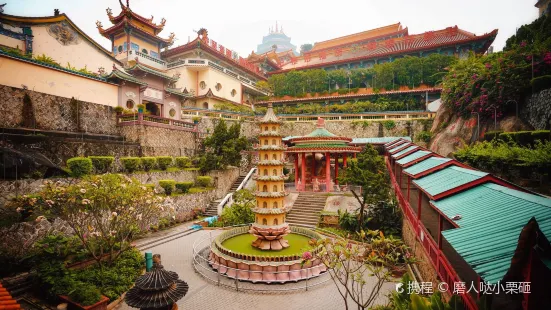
[385,157,478,310]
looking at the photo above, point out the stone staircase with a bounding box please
[286,193,328,227]
[203,174,248,217]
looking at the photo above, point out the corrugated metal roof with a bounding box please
[403,157,452,177]
[387,139,409,151]
[439,183,551,284]
[389,142,412,154]
[412,166,487,197]
[392,145,419,159]
[396,150,433,166]
[352,136,411,145]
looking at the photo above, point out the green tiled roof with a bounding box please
[165,87,192,97]
[439,183,551,284]
[305,127,337,138]
[396,150,432,166]
[352,137,411,145]
[392,145,419,159]
[389,142,412,154]
[128,63,178,81]
[403,157,452,177]
[104,69,147,86]
[412,166,487,197]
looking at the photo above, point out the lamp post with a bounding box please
[471,111,480,141]
[506,100,518,118]
[488,105,497,130]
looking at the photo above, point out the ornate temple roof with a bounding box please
[125,254,188,309]
[275,25,498,73]
[126,62,179,81]
[310,23,405,53]
[258,103,281,124]
[287,118,361,153]
[96,1,175,48]
[103,66,148,86]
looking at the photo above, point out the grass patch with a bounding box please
[221,233,312,256]
[188,187,215,194]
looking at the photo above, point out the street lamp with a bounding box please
[471,111,480,141]
[505,100,518,118]
[488,105,497,130]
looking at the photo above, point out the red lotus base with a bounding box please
[249,224,291,250]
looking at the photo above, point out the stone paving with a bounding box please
[120,229,398,310]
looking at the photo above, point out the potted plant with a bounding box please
[137,104,145,113]
[59,282,109,310]
[114,106,124,115]
[192,116,202,124]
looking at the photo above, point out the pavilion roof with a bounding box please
[290,118,353,146]
[126,62,178,81]
[97,16,174,47]
[351,136,411,145]
[103,67,147,86]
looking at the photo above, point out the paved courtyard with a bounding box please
[121,229,397,310]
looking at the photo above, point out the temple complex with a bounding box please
[249,103,290,250]
[285,118,361,192]
[271,23,497,74]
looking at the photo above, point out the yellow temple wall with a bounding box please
[0,35,24,50]
[129,19,156,36]
[256,196,284,207]
[0,56,118,106]
[256,180,285,192]
[255,213,285,226]
[31,25,114,72]
[198,69,242,104]
[113,35,126,52]
[258,151,284,161]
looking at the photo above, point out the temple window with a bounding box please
[272,139,276,145]
[264,154,268,160]
[272,154,277,160]
[169,109,176,117]
[202,102,209,109]
[126,100,134,109]
[263,185,268,192]
[262,218,267,225]
[215,83,222,91]
[199,81,206,89]
[150,50,159,58]
[263,201,267,208]
[264,126,268,131]
[123,42,127,52]
[263,169,268,176]
[272,169,277,176]
[273,202,278,208]
[118,45,123,53]
[141,48,148,55]
[264,140,268,145]
[273,185,277,192]
[273,219,278,225]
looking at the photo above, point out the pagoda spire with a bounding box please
[276,21,278,33]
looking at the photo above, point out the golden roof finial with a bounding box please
[106,7,113,19]
[96,20,104,31]
[159,17,166,27]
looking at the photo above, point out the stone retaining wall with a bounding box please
[523,88,551,130]
[401,219,439,286]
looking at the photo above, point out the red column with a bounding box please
[301,153,306,191]
[294,154,299,190]
[325,152,331,192]
[353,153,357,159]
[343,153,348,167]
[438,214,443,249]
[311,153,316,177]
[334,154,339,184]
[407,176,411,201]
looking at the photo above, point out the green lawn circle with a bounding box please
[221,233,312,257]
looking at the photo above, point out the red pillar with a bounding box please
[325,152,331,192]
[353,153,357,159]
[407,176,411,201]
[438,214,443,249]
[311,152,316,177]
[301,153,306,191]
[334,154,339,184]
[343,153,348,167]
[294,154,299,190]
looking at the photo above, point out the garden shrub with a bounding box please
[159,180,176,195]
[531,130,550,143]
[195,176,212,187]
[120,157,141,173]
[175,156,192,168]
[382,120,396,130]
[175,181,193,194]
[140,157,157,171]
[188,187,211,194]
[416,131,431,143]
[113,106,124,113]
[484,131,503,141]
[145,183,155,191]
[68,282,101,306]
[66,157,93,177]
[88,156,114,174]
[156,156,173,170]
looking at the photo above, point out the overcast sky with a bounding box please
[4,0,539,56]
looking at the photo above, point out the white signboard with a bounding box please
[143,87,163,102]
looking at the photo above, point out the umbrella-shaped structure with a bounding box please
[125,254,189,310]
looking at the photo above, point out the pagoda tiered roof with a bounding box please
[107,0,166,34]
[274,25,497,73]
[103,66,147,86]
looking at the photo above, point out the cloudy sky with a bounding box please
[4,0,539,56]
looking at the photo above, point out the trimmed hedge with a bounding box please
[159,180,176,195]
[156,156,173,170]
[175,181,194,194]
[120,157,141,173]
[499,130,550,146]
[67,157,93,177]
[88,156,114,174]
[175,156,192,168]
[483,131,503,141]
[195,176,212,187]
[145,184,155,191]
[531,75,551,93]
[141,157,157,171]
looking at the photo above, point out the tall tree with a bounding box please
[338,145,389,230]
[201,119,250,172]
[300,43,313,55]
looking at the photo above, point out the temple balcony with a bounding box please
[128,50,167,70]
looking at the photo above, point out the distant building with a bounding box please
[256,22,298,55]
[536,0,550,17]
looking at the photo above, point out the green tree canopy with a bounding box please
[200,119,250,173]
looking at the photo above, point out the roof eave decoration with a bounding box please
[127,61,178,81]
[103,66,148,86]
[97,18,174,46]
[107,1,166,33]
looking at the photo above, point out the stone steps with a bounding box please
[204,174,247,216]
[285,193,327,227]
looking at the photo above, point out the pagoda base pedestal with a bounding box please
[249,223,291,251]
